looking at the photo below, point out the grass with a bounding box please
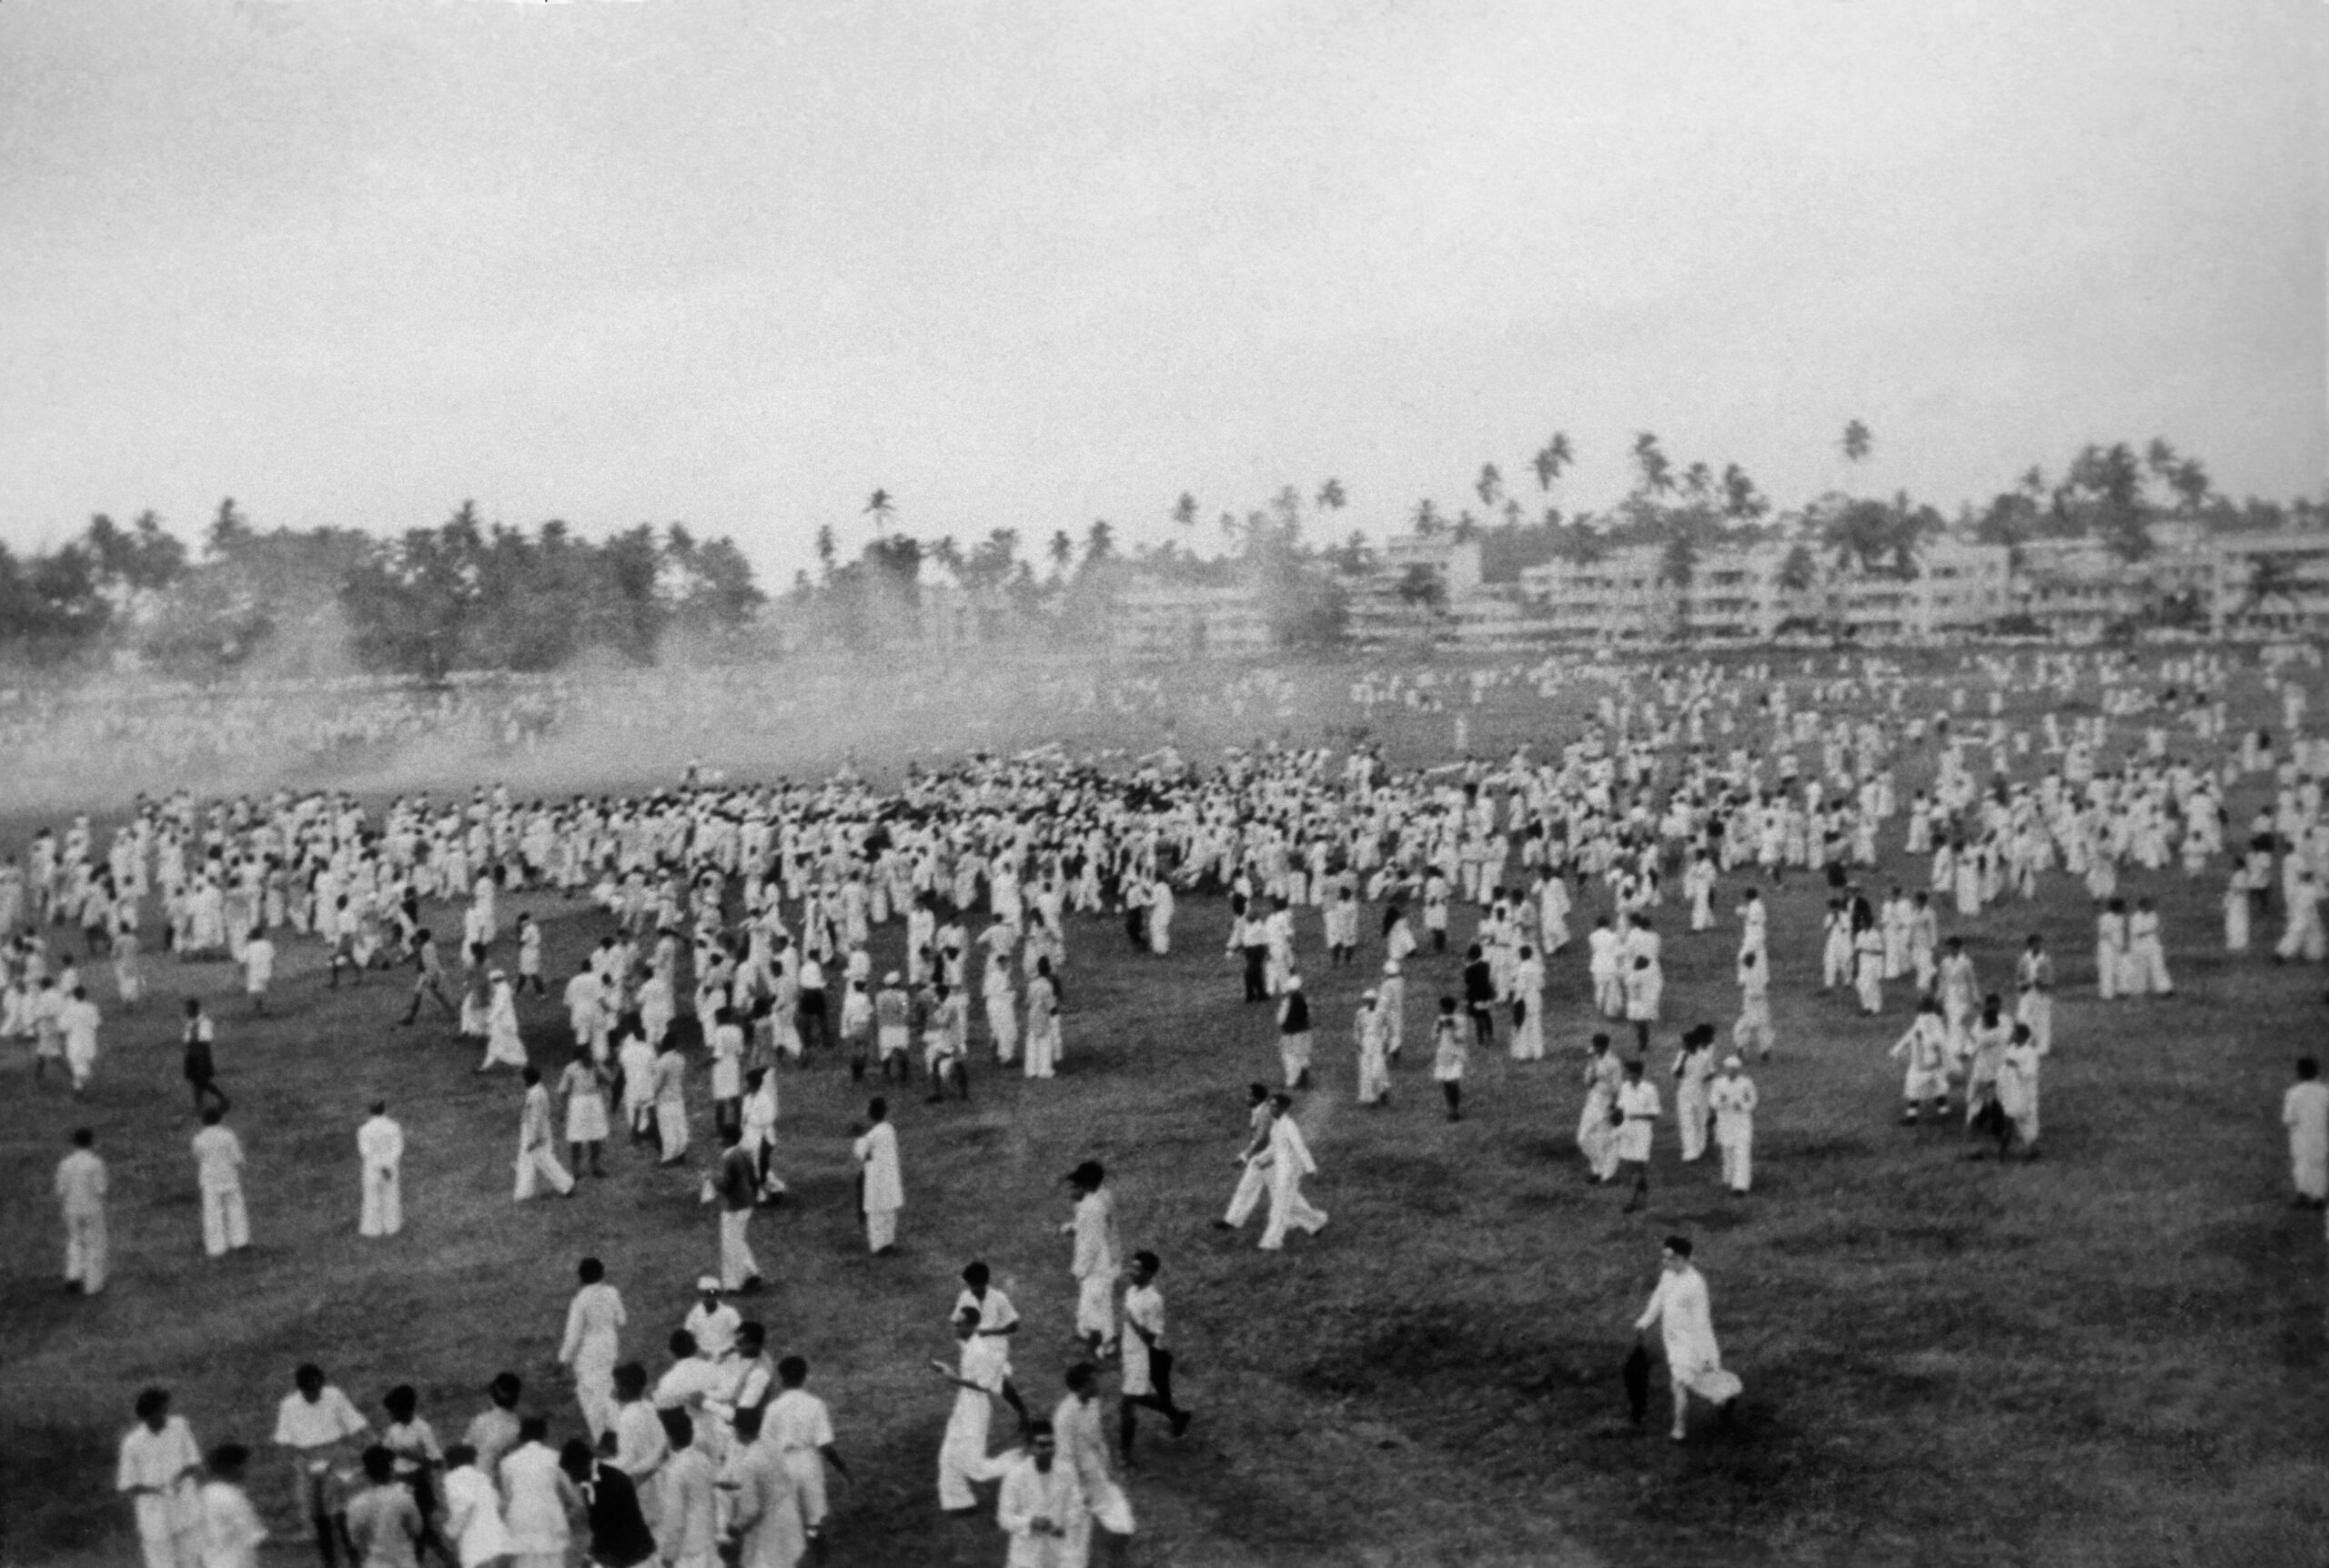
[4,649,2326,1567]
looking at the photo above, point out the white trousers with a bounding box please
[1719,1133,1752,1193]
[574,1358,618,1442]
[1677,1092,1709,1162]
[65,1212,107,1292]
[719,1208,761,1289]
[865,1205,899,1252]
[360,1166,402,1237]
[201,1187,250,1256]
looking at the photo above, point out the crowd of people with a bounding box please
[22,642,2329,1566]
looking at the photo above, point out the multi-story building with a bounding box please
[2209,529,2329,636]
[1348,535,1485,643]
[1517,538,2009,643]
[1110,580,1275,659]
[1516,548,1668,642]
[2010,523,2219,640]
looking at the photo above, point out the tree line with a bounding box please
[0,500,763,678]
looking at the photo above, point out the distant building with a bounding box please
[1380,534,1483,598]
[2209,529,2329,637]
[1111,580,1274,659]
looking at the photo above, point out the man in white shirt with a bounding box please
[682,1276,740,1362]
[2284,1057,2329,1208]
[1215,1084,1275,1231]
[1054,1364,1134,1563]
[241,929,276,1015]
[1256,1094,1326,1251]
[1117,1251,1191,1463]
[563,964,608,1061]
[1061,1161,1121,1360]
[852,1098,902,1255]
[1614,1059,1661,1213]
[609,1363,670,1538]
[190,1108,250,1259]
[357,1101,404,1239]
[59,982,101,1092]
[1708,1055,1759,1196]
[1632,1235,1739,1442]
[558,1256,627,1442]
[55,1126,108,1294]
[763,1355,849,1551]
[272,1363,371,1567]
[118,1386,203,1568]
[931,1309,1020,1513]
[993,1422,1084,1568]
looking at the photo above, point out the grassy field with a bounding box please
[5,651,2327,1568]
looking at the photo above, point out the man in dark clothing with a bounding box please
[1461,944,1497,1050]
[559,1440,657,1568]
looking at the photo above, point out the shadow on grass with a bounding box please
[0,1418,117,1562]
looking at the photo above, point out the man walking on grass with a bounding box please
[1632,1236,1739,1442]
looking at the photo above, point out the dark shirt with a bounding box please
[577,1462,657,1568]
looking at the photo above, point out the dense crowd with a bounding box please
[21,643,2329,1568]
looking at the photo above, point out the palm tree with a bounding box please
[1681,461,1713,503]
[1532,432,1574,492]
[1172,492,1198,531]
[1840,420,1872,465]
[1395,563,1447,624]
[864,488,895,531]
[2019,466,2046,499]
[1475,465,1503,509]
[1217,511,1240,548]
[2170,457,2212,514]
[1084,519,1116,568]
[1630,433,1674,497]
[1411,498,1444,537]
[1271,485,1303,536]
[1720,463,1768,522]
[1047,529,1074,579]
[1316,477,1347,513]
[1451,510,1481,543]
[814,524,836,578]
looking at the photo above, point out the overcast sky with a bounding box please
[3,0,2320,578]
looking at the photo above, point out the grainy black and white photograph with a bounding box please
[2,2,2324,1564]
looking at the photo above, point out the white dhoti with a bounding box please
[1223,1161,1267,1227]
[515,1145,574,1200]
[719,1208,761,1290]
[937,1396,1016,1511]
[1075,1272,1115,1342]
[574,1354,618,1442]
[1258,1177,1326,1250]
[360,1165,402,1237]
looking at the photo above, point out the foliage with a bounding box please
[0,499,762,678]
[1394,562,1447,612]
